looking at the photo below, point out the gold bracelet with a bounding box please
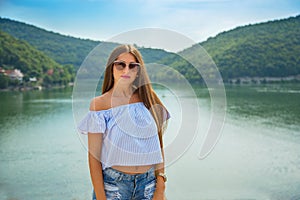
[157,173,167,182]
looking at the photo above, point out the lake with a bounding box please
[0,84,300,200]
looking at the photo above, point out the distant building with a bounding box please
[47,69,54,76]
[29,77,37,82]
[0,67,5,74]
[0,68,24,82]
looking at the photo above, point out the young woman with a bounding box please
[78,44,170,200]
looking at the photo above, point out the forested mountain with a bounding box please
[0,18,172,70]
[158,15,300,83]
[0,30,74,87]
[0,18,175,85]
[199,15,300,80]
[0,18,99,68]
[1,15,299,85]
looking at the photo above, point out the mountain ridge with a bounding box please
[0,17,100,68]
[1,15,299,83]
[198,14,300,79]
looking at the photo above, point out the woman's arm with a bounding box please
[153,149,166,200]
[88,133,106,200]
[88,96,109,199]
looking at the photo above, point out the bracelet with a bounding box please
[157,173,167,182]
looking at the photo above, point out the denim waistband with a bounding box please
[103,167,155,181]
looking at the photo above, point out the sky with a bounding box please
[1,0,300,44]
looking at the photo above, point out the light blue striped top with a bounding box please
[77,102,166,170]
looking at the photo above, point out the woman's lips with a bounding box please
[121,75,130,79]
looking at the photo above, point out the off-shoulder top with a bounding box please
[77,102,169,170]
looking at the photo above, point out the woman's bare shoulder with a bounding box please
[89,92,111,111]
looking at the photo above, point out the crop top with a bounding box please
[77,102,169,170]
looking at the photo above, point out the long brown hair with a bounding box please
[102,44,169,147]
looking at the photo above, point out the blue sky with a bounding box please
[1,0,299,43]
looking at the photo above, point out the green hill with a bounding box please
[0,17,175,83]
[0,30,74,88]
[140,15,300,84]
[200,15,300,80]
[1,15,299,84]
[0,18,173,71]
[0,17,100,68]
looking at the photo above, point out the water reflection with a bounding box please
[0,85,300,199]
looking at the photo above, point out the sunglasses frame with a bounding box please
[113,61,141,72]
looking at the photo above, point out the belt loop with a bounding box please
[117,173,123,182]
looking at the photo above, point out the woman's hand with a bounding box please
[152,177,166,200]
[152,190,166,200]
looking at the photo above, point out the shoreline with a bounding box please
[0,83,74,92]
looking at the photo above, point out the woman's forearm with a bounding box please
[155,162,166,193]
[88,153,106,200]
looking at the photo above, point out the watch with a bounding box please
[157,173,167,182]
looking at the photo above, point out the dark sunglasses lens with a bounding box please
[114,62,126,70]
[129,63,140,69]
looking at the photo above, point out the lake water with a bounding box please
[0,84,300,200]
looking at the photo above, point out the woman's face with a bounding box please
[113,52,139,86]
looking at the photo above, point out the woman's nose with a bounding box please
[123,65,130,73]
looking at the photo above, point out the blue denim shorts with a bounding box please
[92,167,156,200]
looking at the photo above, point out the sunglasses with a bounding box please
[113,61,140,72]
